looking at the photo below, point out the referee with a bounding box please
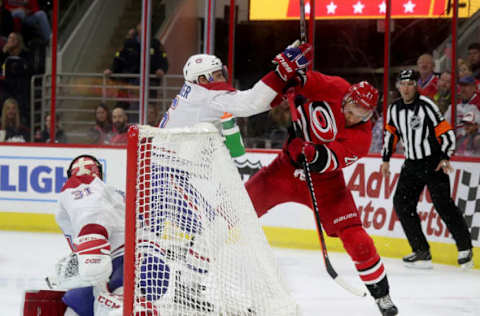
[381,69,473,269]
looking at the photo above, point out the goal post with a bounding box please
[124,124,298,316]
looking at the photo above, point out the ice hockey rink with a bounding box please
[1,231,479,316]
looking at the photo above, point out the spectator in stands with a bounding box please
[88,103,112,144]
[456,109,480,157]
[467,42,480,80]
[265,99,290,148]
[110,107,129,145]
[4,0,51,44]
[445,75,480,129]
[369,110,384,153]
[0,32,32,124]
[104,23,168,110]
[416,53,438,99]
[0,97,28,142]
[104,24,168,79]
[147,103,159,127]
[433,71,451,114]
[0,1,14,45]
[128,23,168,79]
[34,112,66,143]
[458,75,480,110]
[458,58,471,79]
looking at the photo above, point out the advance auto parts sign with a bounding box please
[238,152,480,248]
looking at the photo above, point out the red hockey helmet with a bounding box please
[344,81,379,112]
[67,155,103,180]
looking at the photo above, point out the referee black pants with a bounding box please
[393,155,472,253]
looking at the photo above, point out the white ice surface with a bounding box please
[1,231,479,315]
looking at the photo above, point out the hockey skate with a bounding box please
[458,249,474,270]
[402,250,433,269]
[375,294,398,316]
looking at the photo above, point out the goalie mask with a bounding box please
[67,155,103,180]
[183,54,228,83]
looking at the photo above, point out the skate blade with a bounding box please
[403,260,433,269]
[460,260,474,270]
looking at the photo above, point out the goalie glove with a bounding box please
[75,234,112,286]
[273,40,312,86]
[47,234,112,289]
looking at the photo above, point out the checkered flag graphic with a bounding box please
[456,170,480,241]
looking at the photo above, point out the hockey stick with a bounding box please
[286,89,367,297]
[299,0,307,43]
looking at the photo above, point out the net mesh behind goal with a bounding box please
[124,124,297,316]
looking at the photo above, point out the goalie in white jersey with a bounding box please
[33,155,126,316]
[159,40,313,128]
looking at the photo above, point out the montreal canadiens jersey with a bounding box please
[294,71,373,172]
[159,76,278,128]
[55,175,125,258]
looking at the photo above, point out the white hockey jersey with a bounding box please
[55,175,125,258]
[159,72,283,128]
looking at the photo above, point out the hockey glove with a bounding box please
[273,40,312,85]
[74,234,112,286]
[47,234,113,290]
[287,137,318,165]
[287,137,331,173]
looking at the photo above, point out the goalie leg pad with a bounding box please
[23,290,67,316]
[62,286,95,316]
[107,256,124,292]
[62,256,125,315]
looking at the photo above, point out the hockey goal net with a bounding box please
[124,124,297,316]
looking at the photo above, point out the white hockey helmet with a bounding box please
[183,54,225,83]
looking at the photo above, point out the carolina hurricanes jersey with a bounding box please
[159,72,282,128]
[55,175,125,258]
[294,71,373,172]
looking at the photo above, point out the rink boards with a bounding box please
[0,143,478,268]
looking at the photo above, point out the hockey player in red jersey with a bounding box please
[246,71,399,316]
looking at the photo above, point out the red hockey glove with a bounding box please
[287,137,318,164]
[273,40,312,85]
[287,138,333,173]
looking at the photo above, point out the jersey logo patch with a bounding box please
[409,115,422,130]
[309,102,337,142]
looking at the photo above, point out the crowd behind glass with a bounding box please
[0,2,478,158]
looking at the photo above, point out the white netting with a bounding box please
[130,124,297,316]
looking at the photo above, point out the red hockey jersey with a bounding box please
[293,71,373,172]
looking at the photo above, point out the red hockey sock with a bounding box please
[338,226,385,285]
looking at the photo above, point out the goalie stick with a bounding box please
[286,61,367,297]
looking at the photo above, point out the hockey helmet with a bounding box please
[397,69,419,83]
[67,155,103,180]
[183,54,227,83]
[344,81,379,112]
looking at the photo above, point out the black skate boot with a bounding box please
[458,249,473,270]
[375,294,398,316]
[402,250,433,269]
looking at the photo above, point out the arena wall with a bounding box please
[0,143,478,268]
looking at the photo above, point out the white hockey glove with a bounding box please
[47,234,112,290]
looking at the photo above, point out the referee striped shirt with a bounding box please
[382,94,455,161]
